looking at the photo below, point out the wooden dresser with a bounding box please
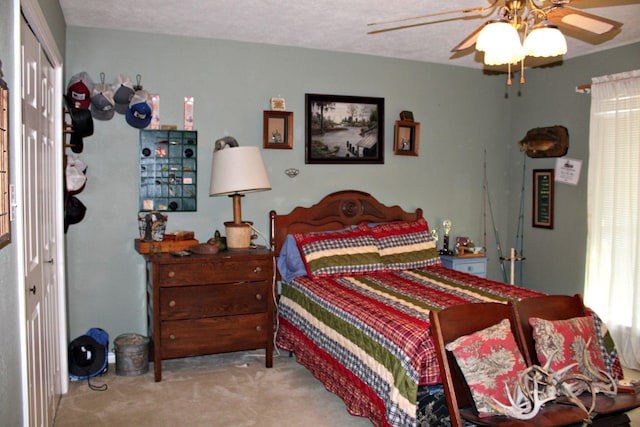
[143,247,275,381]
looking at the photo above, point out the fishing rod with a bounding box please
[514,152,527,285]
[484,149,508,282]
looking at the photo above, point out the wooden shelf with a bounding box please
[134,238,199,254]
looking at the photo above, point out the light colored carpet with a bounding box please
[53,350,640,427]
[53,350,373,427]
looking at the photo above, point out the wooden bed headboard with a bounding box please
[269,190,423,255]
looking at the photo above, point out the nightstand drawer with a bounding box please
[160,313,269,359]
[455,260,486,276]
[157,259,271,285]
[440,255,487,278]
[160,282,269,320]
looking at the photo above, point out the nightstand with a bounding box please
[143,247,275,381]
[440,255,487,278]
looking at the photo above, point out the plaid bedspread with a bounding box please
[276,265,544,427]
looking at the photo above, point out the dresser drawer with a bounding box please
[160,313,269,359]
[160,282,269,320]
[157,258,272,286]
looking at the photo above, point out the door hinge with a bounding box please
[9,184,17,221]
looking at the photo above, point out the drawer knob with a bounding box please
[253,266,262,274]
[255,326,262,332]
[169,334,176,340]
[255,293,262,301]
[169,300,176,307]
[168,271,175,278]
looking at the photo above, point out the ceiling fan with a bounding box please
[367,0,623,54]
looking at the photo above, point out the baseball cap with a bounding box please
[64,195,87,232]
[64,96,94,153]
[66,72,94,109]
[113,74,135,114]
[126,89,153,129]
[90,82,115,121]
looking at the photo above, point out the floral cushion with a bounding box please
[368,218,440,270]
[529,315,607,379]
[294,227,383,278]
[445,319,528,417]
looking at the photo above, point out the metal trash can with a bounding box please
[114,333,150,376]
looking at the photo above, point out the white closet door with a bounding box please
[21,15,62,427]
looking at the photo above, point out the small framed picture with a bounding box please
[399,110,414,121]
[394,120,420,156]
[270,97,286,111]
[263,110,293,149]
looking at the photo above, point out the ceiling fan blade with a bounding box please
[367,0,498,35]
[546,6,623,35]
[368,16,475,35]
[451,23,486,52]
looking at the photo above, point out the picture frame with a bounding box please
[399,111,414,121]
[394,120,420,156]
[305,93,384,164]
[263,110,293,149]
[532,169,554,229]
[270,97,286,111]
[0,87,10,249]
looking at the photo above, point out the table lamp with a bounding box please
[209,143,271,249]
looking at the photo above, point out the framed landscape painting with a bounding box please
[305,93,384,164]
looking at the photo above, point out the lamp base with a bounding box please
[224,221,253,250]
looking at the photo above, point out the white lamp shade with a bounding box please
[476,20,524,65]
[523,23,567,57]
[210,146,271,196]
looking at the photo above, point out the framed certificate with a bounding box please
[533,169,554,229]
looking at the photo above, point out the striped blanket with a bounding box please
[276,265,544,427]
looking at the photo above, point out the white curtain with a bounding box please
[584,69,640,370]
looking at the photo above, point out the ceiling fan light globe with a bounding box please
[476,21,519,52]
[476,20,523,65]
[523,24,567,57]
[483,48,524,65]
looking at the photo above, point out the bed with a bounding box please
[269,190,619,427]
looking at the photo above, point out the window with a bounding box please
[584,70,640,370]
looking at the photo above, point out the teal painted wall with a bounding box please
[37,0,66,58]
[64,26,514,340]
[63,28,640,349]
[1,2,638,419]
[507,43,640,295]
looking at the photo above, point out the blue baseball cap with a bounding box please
[126,89,152,129]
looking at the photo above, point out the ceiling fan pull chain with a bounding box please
[507,63,513,86]
[520,59,526,85]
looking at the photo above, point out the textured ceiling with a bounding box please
[59,0,640,70]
